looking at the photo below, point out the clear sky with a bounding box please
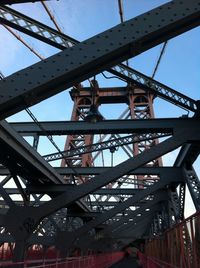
[0,0,199,217]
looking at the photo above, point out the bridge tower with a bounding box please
[61,80,162,200]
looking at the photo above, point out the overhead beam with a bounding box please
[55,170,183,250]
[10,118,199,136]
[112,213,156,239]
[44,133,169,162]
[26,185,143,195]
[0,0,200,119]
[0,120,64,184]
[4,126,199,245]
[80,192,166,248]
[0,166,183,176]
[79,206,159,249]
[84,201,144,207]
[101,191,167,235]
[109,63,197,112]
[36,126,199,220]
[0,4,76,49]
[0,198,145,207]
[5,186,142,195]
[112,206,159,236]
[0,5,197,112]
[0,0,48,4]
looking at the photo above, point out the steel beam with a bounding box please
[44,133,169,162]
[0,5,76,49]
[10,118,199,136]
[112,206,159,237]
[3,131,189,245]
[80,210,158,250]
[175,143,200,167]
[179,183,186,220]
[110,64,197,112]
[2,124,200,248]
[38,128,196,218]
[81,191,167,248]
[0,120,64,184]
[0,0,200,119]
[168,189,181,222]
[55,170,183,250]
[0,0,48,4]
[0,166,187,176]
[99,190,167,236]
[113,215,156,240]
[86,201,142,207]
[25,185,142,195]
[0,5,197,113]
[184,166,200,210]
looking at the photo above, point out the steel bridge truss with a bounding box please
[0,0,199,263]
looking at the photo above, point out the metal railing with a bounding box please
[0,252,124,267]
[144,211,200,268]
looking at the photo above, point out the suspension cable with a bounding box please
[41,0,62,33]
[152,41,168,79]
[3,25,44,60]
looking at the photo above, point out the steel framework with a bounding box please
[0,0,199,265]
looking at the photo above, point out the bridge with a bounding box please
[0,0,199,267]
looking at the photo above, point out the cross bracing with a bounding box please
[0,0,199,264]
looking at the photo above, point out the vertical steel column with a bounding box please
[61,83,98,184]
[128,86,162,187]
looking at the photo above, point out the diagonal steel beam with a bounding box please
[78,208,159,250]
[0,0,199,119]
[0,5,76,49]
[0,4,197,113]
[55,170,183,250]
[11,125,197,221]
[0,120,64,184]
[4,125,200,246]
[37,131,188,218]
[112,206,159,237]
[109,64,197,112]
[100,190,167,236]
[77,191,167,247]
[43,133,169,162]
[112,213,156,240]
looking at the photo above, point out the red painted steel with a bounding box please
[144,211,200,268]
[61,83,96,184]
[62,84,161,187]
[0,252,124,267]
[138,252,179,268]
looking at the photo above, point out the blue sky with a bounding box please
[0,0,199,216]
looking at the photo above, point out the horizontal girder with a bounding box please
[0,0,47,4]
[10,118,199,136]
[0,166,183,176]
[4,186,142,195]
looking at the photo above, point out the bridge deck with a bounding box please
[110,256,140,268]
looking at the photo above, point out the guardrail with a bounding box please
[144,211,200,268]
[0,252,124,267]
